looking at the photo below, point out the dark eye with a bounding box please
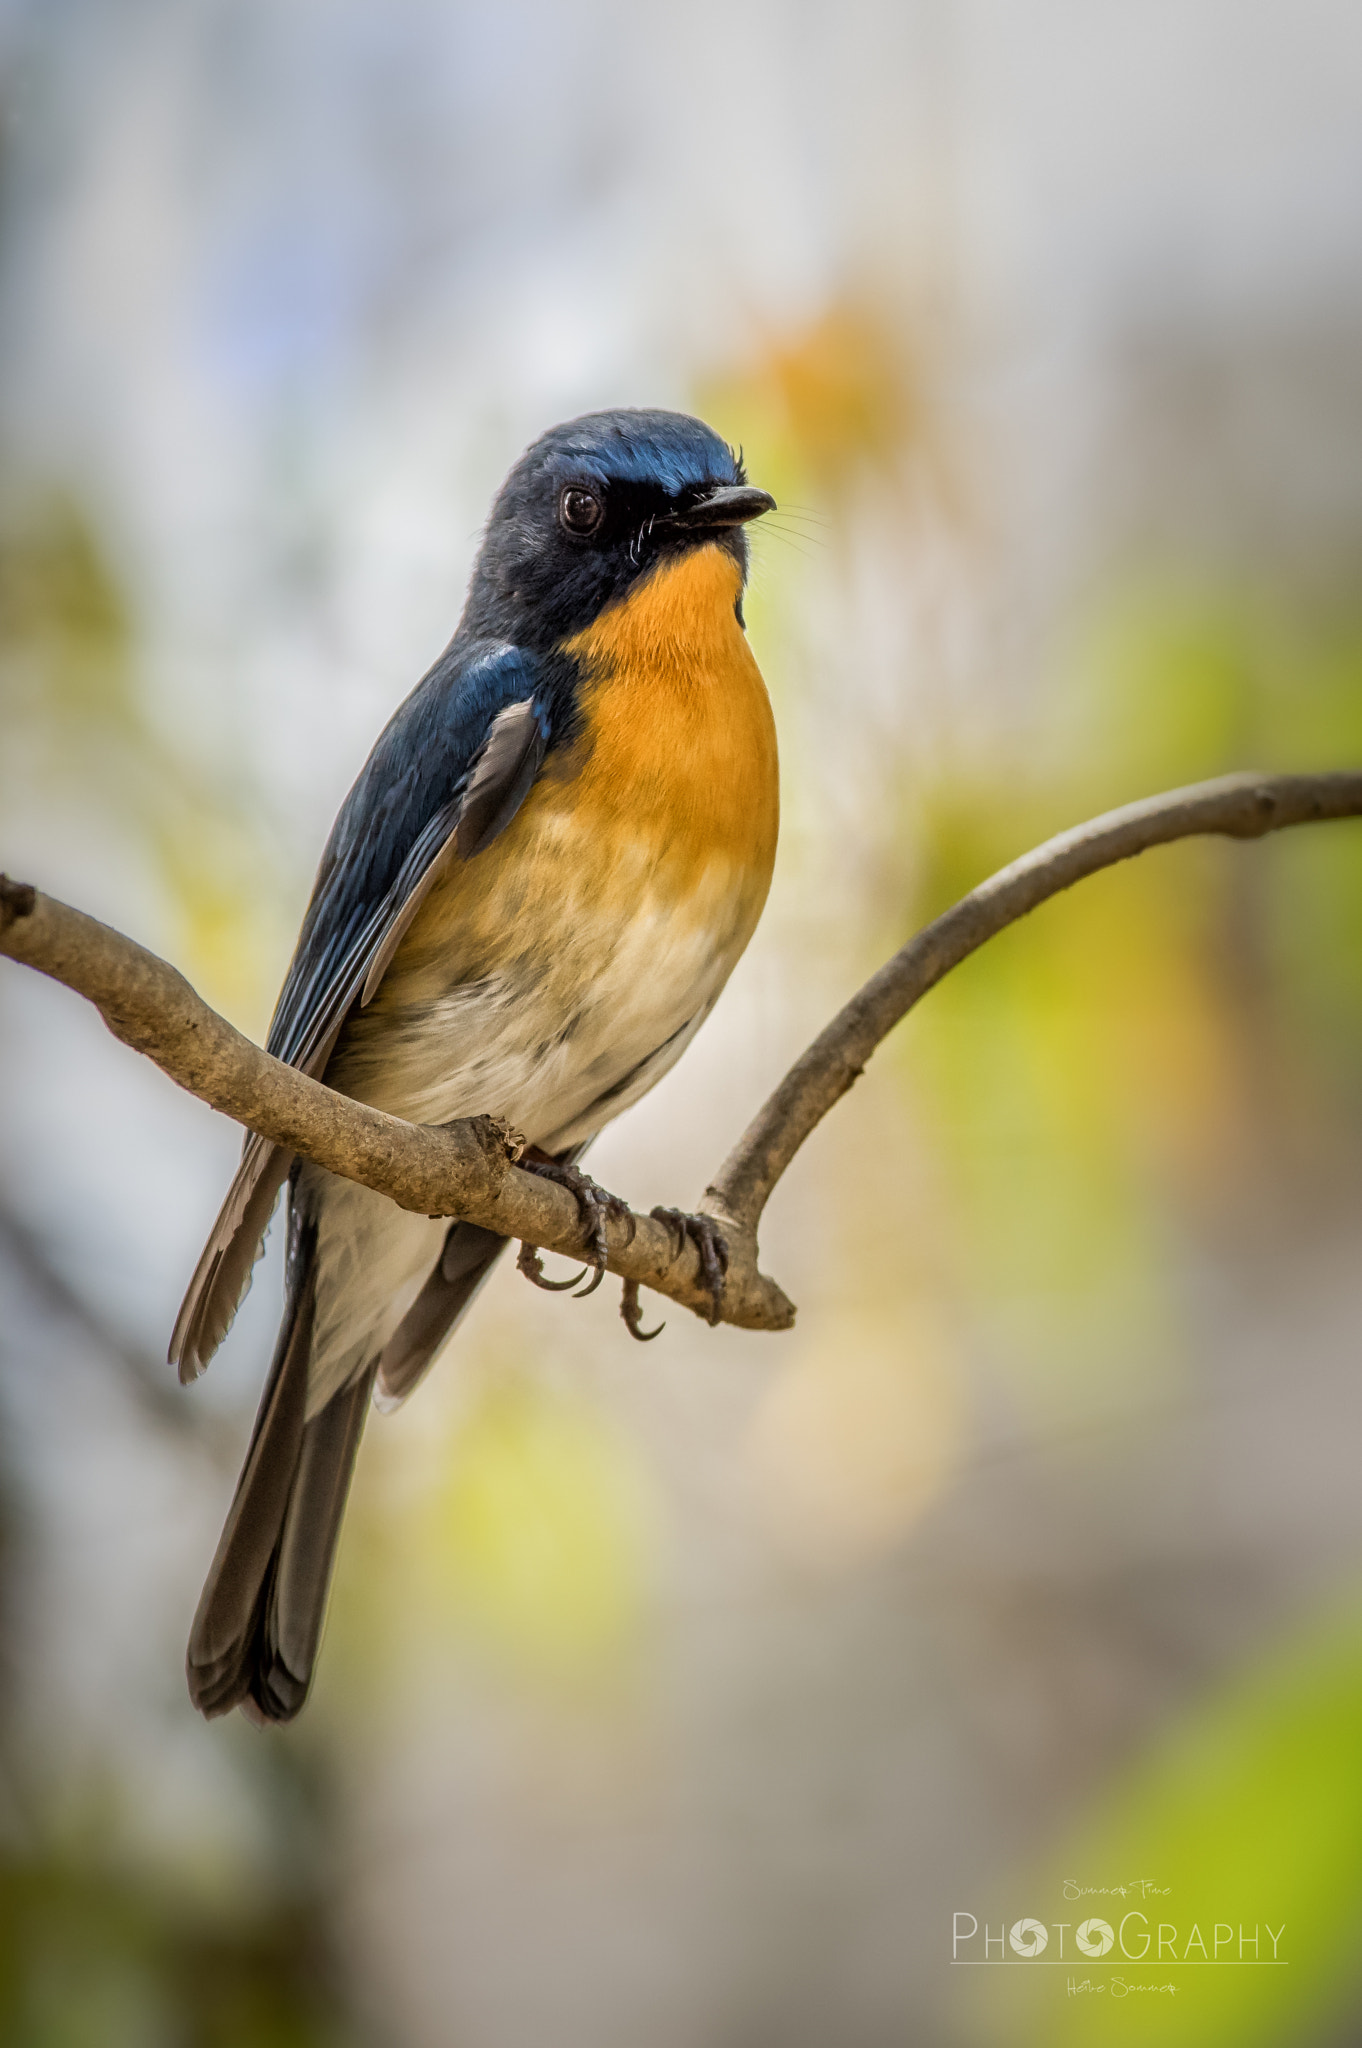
[559,485,604,537]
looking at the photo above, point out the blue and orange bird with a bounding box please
[171,410,779,1723]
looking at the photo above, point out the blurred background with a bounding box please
[2,2,1362,2042]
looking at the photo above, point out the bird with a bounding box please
[171,408,779,1724]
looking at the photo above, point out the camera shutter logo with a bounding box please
[1076,1919,1115,1957]
[1009,1919,1049,1957]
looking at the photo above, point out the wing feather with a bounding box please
[171,640,554,1380]
[455,697,548,861]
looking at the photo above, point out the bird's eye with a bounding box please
[558,485,604,537]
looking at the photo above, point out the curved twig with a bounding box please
[3,768,1361,1339]
[703,771,1362,1235]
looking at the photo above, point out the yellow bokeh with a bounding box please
[747,1305,966,1565]
[419,1370,660,1685]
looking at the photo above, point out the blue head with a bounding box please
[460,409,774,652]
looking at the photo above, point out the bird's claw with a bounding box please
[620,1278,664,1343]
[518,1158,635,1298]
[516,1240,587,1292]
[649,1207,729,1327]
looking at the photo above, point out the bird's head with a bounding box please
[463,409,775,650]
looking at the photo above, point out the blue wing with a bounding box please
[171,638,552,1378]
[267,639,548,1073]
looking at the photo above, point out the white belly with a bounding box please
[300,892,733,1416]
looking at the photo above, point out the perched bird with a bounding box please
[172,409,779,1723]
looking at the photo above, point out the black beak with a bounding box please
[671,484,777,529]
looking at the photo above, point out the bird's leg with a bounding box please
[620,1278,664,1343]
[518,1150,636,1298]
[649,1207,729,1327]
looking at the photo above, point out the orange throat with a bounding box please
[557,540,780,896]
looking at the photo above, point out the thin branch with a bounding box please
[4,768,1361,1338]
[705,770,1362,1233]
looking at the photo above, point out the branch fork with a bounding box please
[4,769,1361,1341]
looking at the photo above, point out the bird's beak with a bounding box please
[671,484,777,529]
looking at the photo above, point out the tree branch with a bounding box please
[0,880,790,1330]
[707,769,1362,1235]
[4,769,1361,1339]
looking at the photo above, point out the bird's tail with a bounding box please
[186,1217,372,1724]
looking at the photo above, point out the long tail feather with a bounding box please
[187,1217,373,1724]
[188,1200,517,1720]
[249,1361,375,1721]
[187,1228,315,1716]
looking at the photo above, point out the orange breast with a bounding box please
[556,539,779,884]
[367,542,778,1016]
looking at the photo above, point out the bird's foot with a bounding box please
[518,1154,636,1298]
[649,1207,729,1327]
[620,1278,664,1343]
[516,1240,587,1293]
